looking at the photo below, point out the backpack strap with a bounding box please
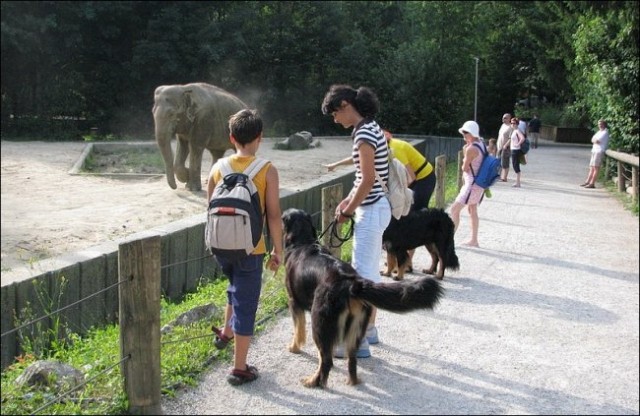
[465,142,488,204]
[374,149,394,193]
[217,157,269,178]
[217,158,233,177]
[468,142,487,179]
[243,157,270,179]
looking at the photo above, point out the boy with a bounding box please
[206,109,283,385]
[487,138,497,157]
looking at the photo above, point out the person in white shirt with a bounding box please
[581,119,610,189]
[509,117,526,188]
[496,113,513,182]
[518,118,527,135]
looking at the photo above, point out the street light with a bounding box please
[473,57,479,121]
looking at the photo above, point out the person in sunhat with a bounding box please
[449,120,486,247]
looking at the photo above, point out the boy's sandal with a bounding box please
[227,365,259,386]
[211,325,234,350]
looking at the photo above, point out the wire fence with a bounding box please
[0,203,334,415]
[1,141,457,413]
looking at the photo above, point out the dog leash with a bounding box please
[317,218,355,248]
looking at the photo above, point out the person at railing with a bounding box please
[324,128,435,272]
[325,129,435,209]
[581,119,610,189]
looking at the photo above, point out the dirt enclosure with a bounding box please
[0,138,353,280]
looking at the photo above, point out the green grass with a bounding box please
[0,162,461,415]
[81,145,164,174]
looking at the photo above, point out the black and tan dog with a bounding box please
[382,208,459,281]
[282,208,443,388]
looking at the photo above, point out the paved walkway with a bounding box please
[162,140,639,415]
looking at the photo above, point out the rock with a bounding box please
[16,360,84,393]
[273,131,321,150]
[161,303,219,334]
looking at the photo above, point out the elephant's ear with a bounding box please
[184,90,197,123]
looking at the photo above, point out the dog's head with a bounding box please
[282,208,317,249]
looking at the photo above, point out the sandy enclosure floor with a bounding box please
[0,138,354,276]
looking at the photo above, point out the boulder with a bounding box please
[273,131,321,150]
[161,303,219,334]
[16,360,84,393]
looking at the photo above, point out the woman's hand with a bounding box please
[324,163,337,172]
[335,199,353,223]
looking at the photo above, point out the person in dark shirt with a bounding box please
[527,114,542,149]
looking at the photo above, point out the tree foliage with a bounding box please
[1,1,637,152]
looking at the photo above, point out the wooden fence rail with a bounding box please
[605,149,639,203]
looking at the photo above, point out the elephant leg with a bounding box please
[186,145,204,192]
[174,136,190,184]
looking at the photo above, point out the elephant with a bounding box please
[152,82,247,191]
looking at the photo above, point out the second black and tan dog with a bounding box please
[282,208,443,388]
[382,208,460,280]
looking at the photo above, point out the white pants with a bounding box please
[352,197,391,283]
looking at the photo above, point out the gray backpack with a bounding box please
[375,149,414,220]
[205,157,270,261]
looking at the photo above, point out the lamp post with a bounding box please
[473,56,479,121]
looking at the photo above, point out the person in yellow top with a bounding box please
[206,109,283,386]
[324,129,435,210]
[382,129,435,210]
[324,129,435,273]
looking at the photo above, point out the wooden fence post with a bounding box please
[322,184,343,258]
[457,150,464,190]
[632,166,638,203]
[617,160,626,193]
[434,155,447,209]
[119,234,162,415]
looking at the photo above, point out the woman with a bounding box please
[321,84,391,359]
[449,120,485,247]
[581,119,609,189]
[508,117,526,188]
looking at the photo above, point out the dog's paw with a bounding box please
[380,269,391,277]
[346,376,361,386]
[422,268,436,275]
[288,344,302,354]
[302,375,325,389]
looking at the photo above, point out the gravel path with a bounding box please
[161,141,639,415]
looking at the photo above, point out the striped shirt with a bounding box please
[351,120,389,205]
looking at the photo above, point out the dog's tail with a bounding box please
[445,237,460,271]
[445,216,460,271]
[350,277,443,312]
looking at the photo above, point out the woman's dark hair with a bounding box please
[321,84,379,119]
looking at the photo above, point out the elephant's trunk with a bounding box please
[154,118,177,190]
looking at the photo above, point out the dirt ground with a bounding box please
[0,138,354,278]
